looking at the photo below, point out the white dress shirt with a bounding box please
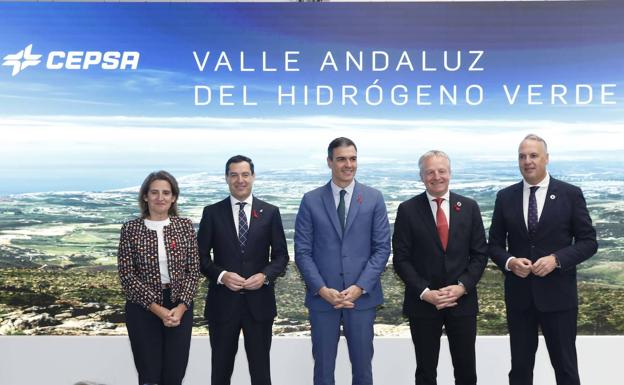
[505,173,550,271]
[218,194,253,284]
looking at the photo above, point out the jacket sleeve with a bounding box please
[488,190,513,272]
[553,186,598,269]
[294,194,327,294]
[457,200,488,292]
[261,207,289,283]
[197,206,223,282]
[117,222,158,309]
[392,202,430,294]
[354,190,391,293]
[177,218,201,307]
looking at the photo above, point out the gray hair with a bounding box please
[418,150,451,176]
[521,133,548,153]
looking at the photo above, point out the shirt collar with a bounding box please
[425,190,450,202]
[330,179,355,196]
[523,172,550,190]
[230,194,253,207]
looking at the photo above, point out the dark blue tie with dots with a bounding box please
[528,186,539,237]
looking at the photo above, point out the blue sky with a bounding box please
[0,2,622,193]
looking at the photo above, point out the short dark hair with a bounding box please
[138,170,179,218]
[225,155,255,175]
[327,137,357,159]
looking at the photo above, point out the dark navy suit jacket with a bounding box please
[488,177,597,312]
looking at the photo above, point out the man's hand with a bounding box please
[243,273,267,290]
[439,284,466,304]
[340,285,363,307]
[319,287,349,308]
[422,289,458,310]
[508,257,533,278]
[532,255,558,277]
[222,272,246,291]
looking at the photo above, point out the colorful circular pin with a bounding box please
[550,194,556,200]
[456,201,462,207]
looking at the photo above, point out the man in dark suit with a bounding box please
[489,134,597,385]
[295,137,391,385]
[393,150,488,385]
[198,155,288,385]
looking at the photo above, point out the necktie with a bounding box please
[337,189,346,232]
[528,186,539,237]
[237,202,248,250]
[434,197,449,251]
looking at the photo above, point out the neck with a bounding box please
[332,179,352,189]
[147,213,168,221]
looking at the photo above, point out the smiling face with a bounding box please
[518,138,549,185]
[327,145,357,188]
[143,179,176,220]
[226,161,255,201]
[420,155,451,198]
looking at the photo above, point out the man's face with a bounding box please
[327,145,357,188]
[420,155,451,197]
[518,139,549,185]
[226,161,255,201]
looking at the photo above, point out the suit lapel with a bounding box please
[511,182,528,237]
[220,197,240,249]
[535,178,558,239]
[343,181,361,236]
[416,193,443,250]
[322,183,343,239]
[447,192,460,249]
[246,197,263,246]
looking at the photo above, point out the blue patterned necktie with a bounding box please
[528,186,539,237]
[237,202,248,250]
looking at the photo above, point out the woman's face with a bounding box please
[144,179,176,219]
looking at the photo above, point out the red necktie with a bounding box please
[434,197,449,251]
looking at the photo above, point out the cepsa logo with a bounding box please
[2,44,140,76]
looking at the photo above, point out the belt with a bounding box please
[162,283,171,289]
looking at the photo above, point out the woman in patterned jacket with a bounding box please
[118,170,200,385]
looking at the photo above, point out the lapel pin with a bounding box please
[550,194,556,200]
[454,201,462,212]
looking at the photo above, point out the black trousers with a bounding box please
[208,303,273,385]
[409,313,477,385]
[507,306,580,385]
[125,289,194,385]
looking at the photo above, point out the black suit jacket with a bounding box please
[488,177,598,312]
[393,192,488,318]
[198,196,288,324]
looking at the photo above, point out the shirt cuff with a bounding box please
[217,270,227,284]
[419,287,430,300]
[505,257,515,271]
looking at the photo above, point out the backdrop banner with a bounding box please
[0,2,622,336]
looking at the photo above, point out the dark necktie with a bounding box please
[528,186,539,237]
[237,202,248,250]
[337,189,347,232]
[434,197,449,251]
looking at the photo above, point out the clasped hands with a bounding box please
[319,285,363,309]
[422,284,466,310]
[508,255,557,278]
[222,272,266,291]
[150,303,187,328]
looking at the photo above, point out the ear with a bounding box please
[327,157,332,168]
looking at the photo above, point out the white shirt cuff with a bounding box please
[419,287,430,300]
[505,257,515,271]
[217,270,227,284]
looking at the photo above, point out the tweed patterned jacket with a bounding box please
[117,216,200,309]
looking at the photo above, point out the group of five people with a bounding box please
[117,134,597,385]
